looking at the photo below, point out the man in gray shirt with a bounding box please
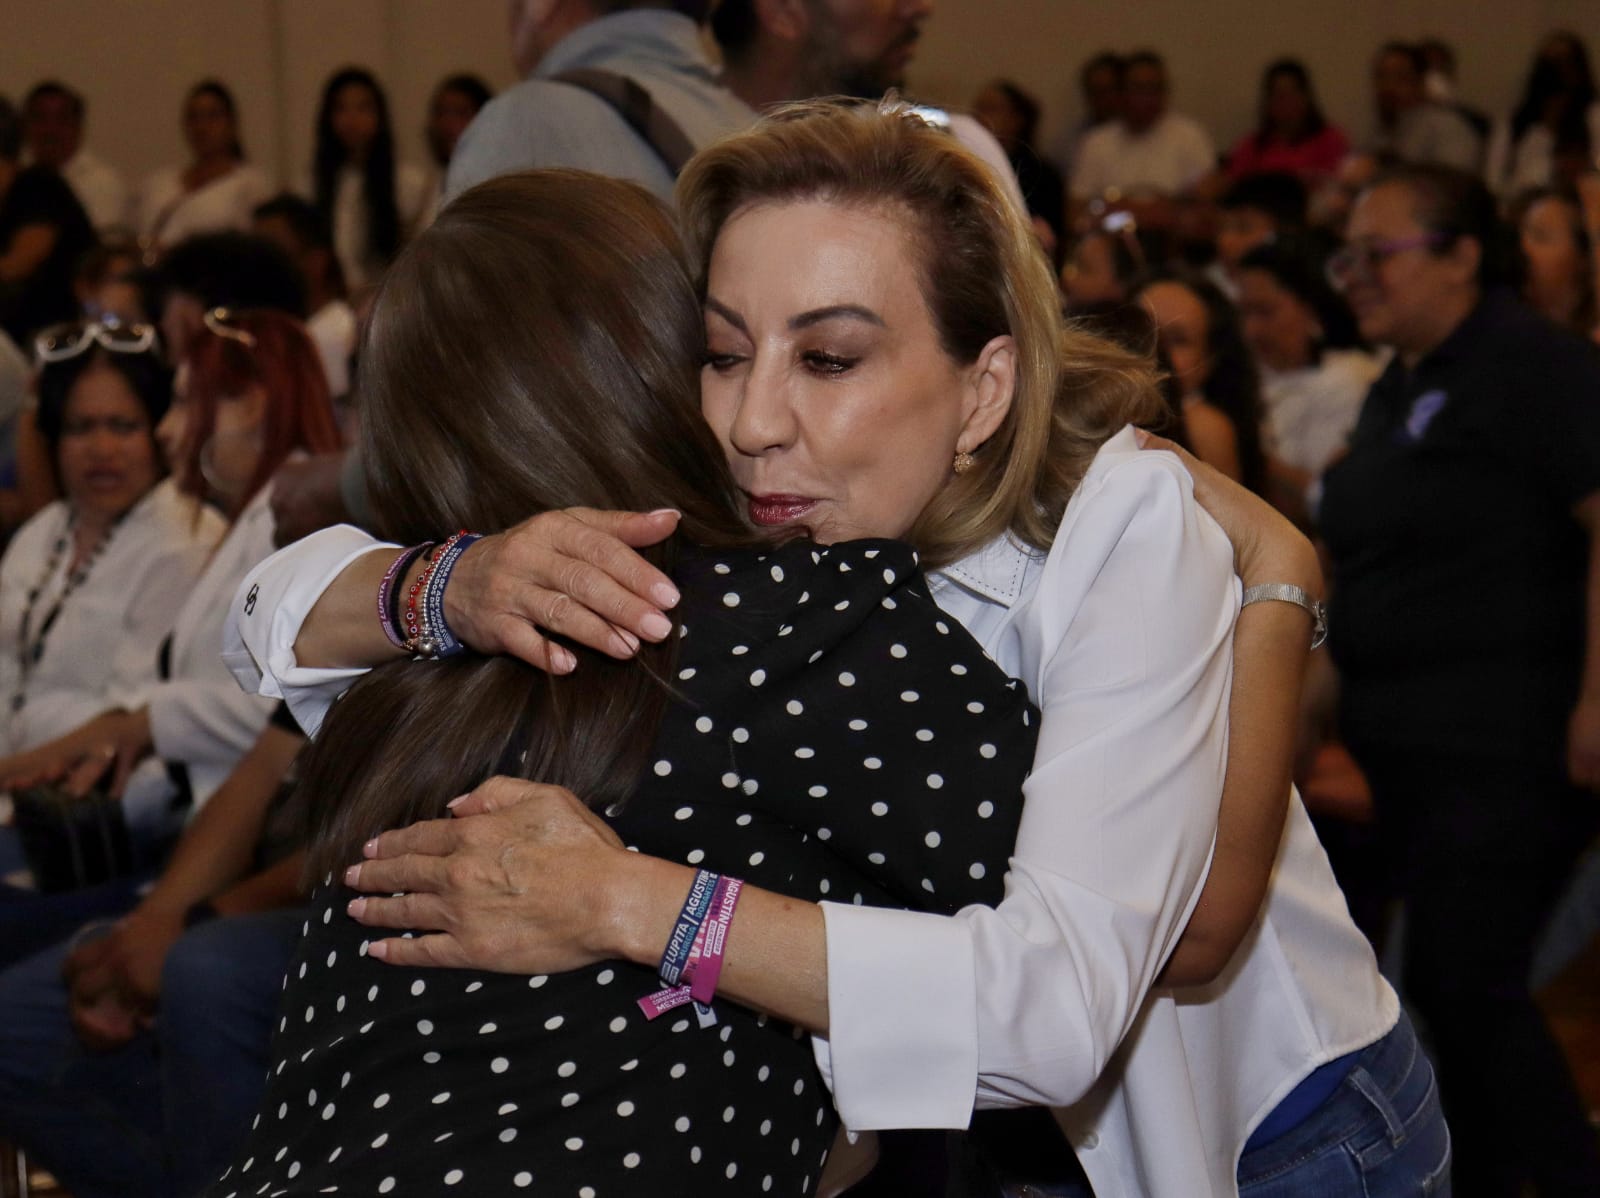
[446,0,755,204]
[1370,41,1482,172]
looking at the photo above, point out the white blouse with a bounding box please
[323,163,434,291]
[1487,102,1600,197]
[136,162,273,251]
[220,429,1396,1198]
[1260,349,1382,476]
[113,480,281,818]
[0,480,224,755]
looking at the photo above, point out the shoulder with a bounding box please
[1164,112,1214,148]
[137,478,226,546]
[1052,427,1226,565]
[2,500,67,569]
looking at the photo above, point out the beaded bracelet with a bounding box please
[402,544,446,656]
[378,542,433,651]
[420,532,482,658]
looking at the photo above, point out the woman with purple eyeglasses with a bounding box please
[1322,163,1600,1197]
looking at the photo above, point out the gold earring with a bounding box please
[953,450,976,474]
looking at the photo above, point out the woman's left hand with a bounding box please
[343,777,638,974]
[0,708,153,797]
[1567,695,1600,792]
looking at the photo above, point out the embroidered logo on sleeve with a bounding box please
[244,583,259,616]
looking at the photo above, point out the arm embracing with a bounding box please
[815,452,1237,1128]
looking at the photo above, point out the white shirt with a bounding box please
[307,300,358,400]
[1370,103,1482,172]
[220,430,1396,1198]
[1486,102,1600,197]
[136,162,272,252]
[58,148,129,232]
[114,480,281,816]
[1070,112,1216,200]
[0,480,224,754]
[1259,349,1381,475]
[319,163,434,291]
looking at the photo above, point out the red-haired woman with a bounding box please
[0,309,340,963]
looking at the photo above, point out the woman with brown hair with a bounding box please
[208,168,1040,1197]
[231,104,1440,1196]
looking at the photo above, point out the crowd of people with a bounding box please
[0,3,1595,1197]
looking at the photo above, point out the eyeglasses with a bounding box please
[203,307,259,348]
[1326,233,1448,289]
[34,318,159,364]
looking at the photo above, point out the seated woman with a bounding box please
[0,323,223,756]
[1135,268,1268,493]
[0,310,340,962]
[1234,235,1381,519]
[136,80,271,259]
[211,169,1043,1197]
[1514,184,1598,341]
[233,104,1444,1196]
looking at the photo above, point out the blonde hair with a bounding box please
[677,99,1166,568]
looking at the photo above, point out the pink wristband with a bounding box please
[687,875,742,1005]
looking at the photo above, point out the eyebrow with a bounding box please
[789,305,885,331]
[703,297,886,335]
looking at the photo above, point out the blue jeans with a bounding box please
[1237,1011,1451,1197]
[0,910,305,1198]
[993,1013,1449,1198]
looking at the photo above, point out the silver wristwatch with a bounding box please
[1240,583,1327,650]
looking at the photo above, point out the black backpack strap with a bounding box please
[551,68,699,178]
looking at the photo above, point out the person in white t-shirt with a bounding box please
[21,81,128,234]
[1235,236,1381,519]
[309,68,432,294]
[1488,31,1600,198]
[252,194,357,407]
[136,81,271,259]
[1070,51,1215,232]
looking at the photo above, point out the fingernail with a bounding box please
[363,838,380,858]
[650,582,681,609]
[614,629,641,654]
[641,611,673,640]
[346,897,367,918]
[648,508,682,520]
[343,864,361,887]
[445,793,469,810]
[551,646,577,673]
[368,939,388,960]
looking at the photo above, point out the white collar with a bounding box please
[930,532,1037,610]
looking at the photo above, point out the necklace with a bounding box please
[11,508,123,714]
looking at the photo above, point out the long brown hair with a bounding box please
[676,99,1166,569]
[304,171,759,881]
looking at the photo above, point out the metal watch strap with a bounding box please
[1239,583,1327,650]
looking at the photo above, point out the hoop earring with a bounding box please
[953,450,976,474]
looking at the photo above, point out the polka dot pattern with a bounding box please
[206,539,1036,1197]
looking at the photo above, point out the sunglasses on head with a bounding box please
[34,318,159,364]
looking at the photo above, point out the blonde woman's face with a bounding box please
[700,199,1011,544]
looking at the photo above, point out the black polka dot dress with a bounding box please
[208,538,1038,1198]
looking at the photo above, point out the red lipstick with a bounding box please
[747,494,818,527]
